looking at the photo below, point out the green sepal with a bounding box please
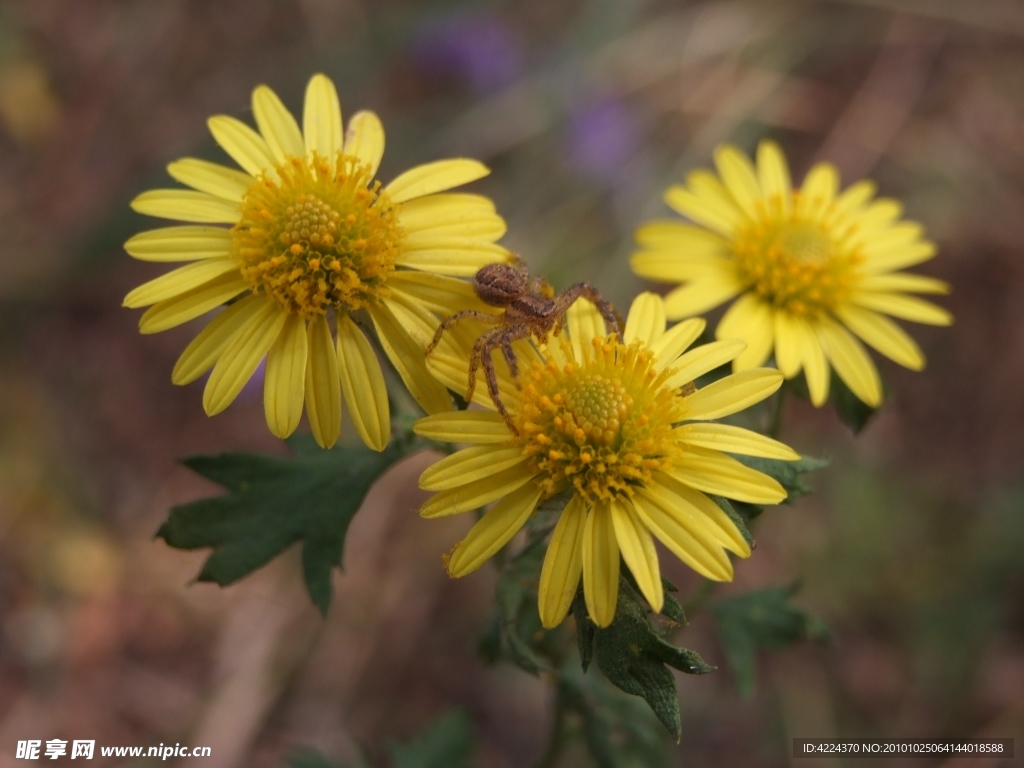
[388,710,474,768]
[736,454,830,501]
[709,494,757,538]
[158,434,409,614]
[572,589,597,672]
[710,583,829,698]
[581,579,714,741]
[787,369,887,434]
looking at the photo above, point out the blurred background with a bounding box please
[0,0,1022,765]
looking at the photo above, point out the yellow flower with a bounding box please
[630,140,952,407]
[123,73,510,449]
[415,293,798,628]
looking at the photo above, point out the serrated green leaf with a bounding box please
[158,434,406,614]
[587,580,713,741]
[735,454,830,501]
[388,710,474,768]
[560,661,671,768]
[708,495,757,540]
[711,584,828,698]
[621,568,687,625]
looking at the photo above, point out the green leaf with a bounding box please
[158,434,407,614]
[583,580,714,741]
[736,454,830,500]
[710,584,828,698]
[559,661,672,768]
[488,538,553,674]
[573,590,597,672]
[388,710,474,768]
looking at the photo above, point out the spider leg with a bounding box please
[466,327,502,403]
[555,282,623,341]
[480,335,517,433]
[501,336,519,379]
[425,310,501,357]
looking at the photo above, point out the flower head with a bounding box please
[416,293,798,628]
[631,140,952,407]
[124,74,511,449]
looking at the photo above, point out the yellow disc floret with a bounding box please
[733,196,861,317]
[231,153,403,317]
[515,336,686,503]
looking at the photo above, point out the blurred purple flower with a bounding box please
[566,98,639,184]
[413,15,522,95]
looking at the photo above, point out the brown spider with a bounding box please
[425,259,622,432]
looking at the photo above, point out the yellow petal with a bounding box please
[683,368,784,420]
[663,272,741,318]
[387,270,487,316]
[263,314,307,439]
[835,304,925,372]
[667,446,787,505]
[413,410,511,444]
[172,295,265,385]
[858,273,949,295]
[343,110,385,178]
[538,495,586,629]
[665,170,743,236]
[303,73,342,158]
[400,193,506,242]
[796,162,838,222]
[368,303,452,415]
[123,259,240,308]
[203,300,287,415]
[304,314,342,449]
[207,115,275,177]
[630,251,732,282]
[756,139,791,214]
[138,274,249,334]
[714,144,762,220]
[772,310,804,378]
[167,158,253,202]
[582,502,620,628]
[419,463,536,518]
[131,190,239,224]
[666,339,746,389]
[650,317,706,370]
[862,242,937,274]
[797,321,830,406]
[634,220,730,254]
[447,482,542,577]
[125,226,231,262]
[675,423,799,460]
[815,317,882,407]
[632,492,733,581]
[336,315,391,451]
[610,498,663,612]
[716,294,774,371]
[396,240,510,276]
[829,180,876,225]
[252,84,305,163]
[851,292,952,326]
[567,297,608,361]
[645,473,751,556]
[419,444,527,491]
[386,159,490,204]
[856,198,903,233]
[624,292,666,345]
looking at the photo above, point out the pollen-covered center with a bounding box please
[733,211,859,317]
[514,337,686,503]
[231,153,403,317]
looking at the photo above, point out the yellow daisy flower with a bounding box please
[630,140,953,407]
[415,292,798,628]
[123,73,510,449]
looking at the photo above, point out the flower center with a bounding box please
[514,337,686,503]
[733,212,857,317]
[231,153,403,317]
